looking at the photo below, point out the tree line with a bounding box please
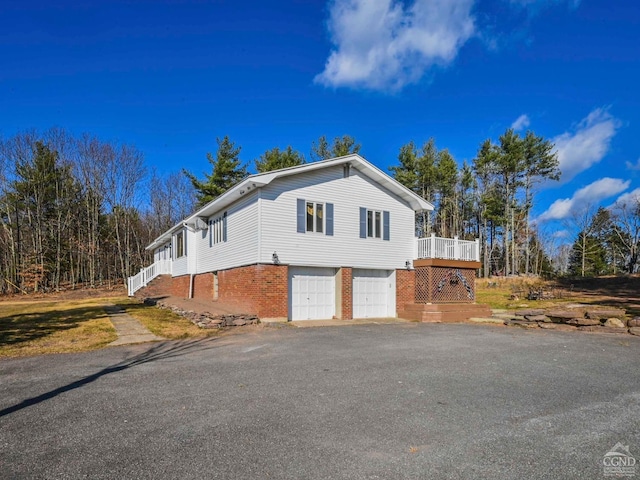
[1,127,637,294]
[563,204,640,276]
[0,130,362,294]
[0,129,194,294]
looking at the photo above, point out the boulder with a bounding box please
[604,318,627,328]
[628,327,640,336]
[585,308,626,320]
[567,318,602,327]
[232,319,247,326]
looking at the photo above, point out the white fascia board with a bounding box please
[355,160,434,212]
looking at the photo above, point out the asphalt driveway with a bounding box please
[1,323,639,479]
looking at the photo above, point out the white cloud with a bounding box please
[511,114,530,131]
[612,188,640,209]
[538,177,630,222]
[625,158,640,171]
[552,108,620,184]
[552,229,570,238]
[314,0,475,91]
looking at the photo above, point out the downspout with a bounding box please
[189,273,194,299]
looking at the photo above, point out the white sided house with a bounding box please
[129,155,488,322]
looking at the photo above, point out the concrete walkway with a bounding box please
[103,304,164,346]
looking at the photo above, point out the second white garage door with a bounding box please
[353,269,394,318]
[289,267,336,320]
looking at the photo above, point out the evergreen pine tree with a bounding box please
[184,136,247,207]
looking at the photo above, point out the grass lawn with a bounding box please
[0,296,218,357]
[0,298,117,357]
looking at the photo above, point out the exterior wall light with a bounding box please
[272,252,280,264]
[405,260,412,270]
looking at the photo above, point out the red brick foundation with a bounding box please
[151,260,488,324]
[395,269,415,314]
[170,275,190,298]
[340,267,353,320]
[192,272,214,300]
[218,264,288,320]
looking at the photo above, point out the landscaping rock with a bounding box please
[577,326,627,334]
[545,310,583,323]
[538,323,576,331]
[629,327,640,336]
[585,308,626,320]
[567,318,602,327]
[516,309,545,317]
[149,301,260,329]
[604,318,627,328]
[505,320,538,329]
[628,317,640,328]
[525,314,550,322]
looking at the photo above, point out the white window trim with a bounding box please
[366,209,382,239]
[175,230,186,258]
[305,201,325,234]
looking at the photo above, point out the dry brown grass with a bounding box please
[115,298,220,340]
[0,298,117,357]
[476,277,591,310]
[0,295,221,357]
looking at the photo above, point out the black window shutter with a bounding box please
[326,203,334,236]
[383,211,390,241]
[223,212,228,242]
[297,199,305,233]
[359,207,366,238]
[183,230,187,256]
[209,220,212,248]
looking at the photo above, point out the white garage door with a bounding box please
[353,269,394,318]
[289,267,336,320]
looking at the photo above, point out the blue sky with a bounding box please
[1,0,638,242]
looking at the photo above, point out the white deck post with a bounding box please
[454,236,459,260]
[475,239,480,262]
[430,232,435,259]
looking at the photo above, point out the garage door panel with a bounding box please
[353,269,393,318]
[289,267,336,321]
